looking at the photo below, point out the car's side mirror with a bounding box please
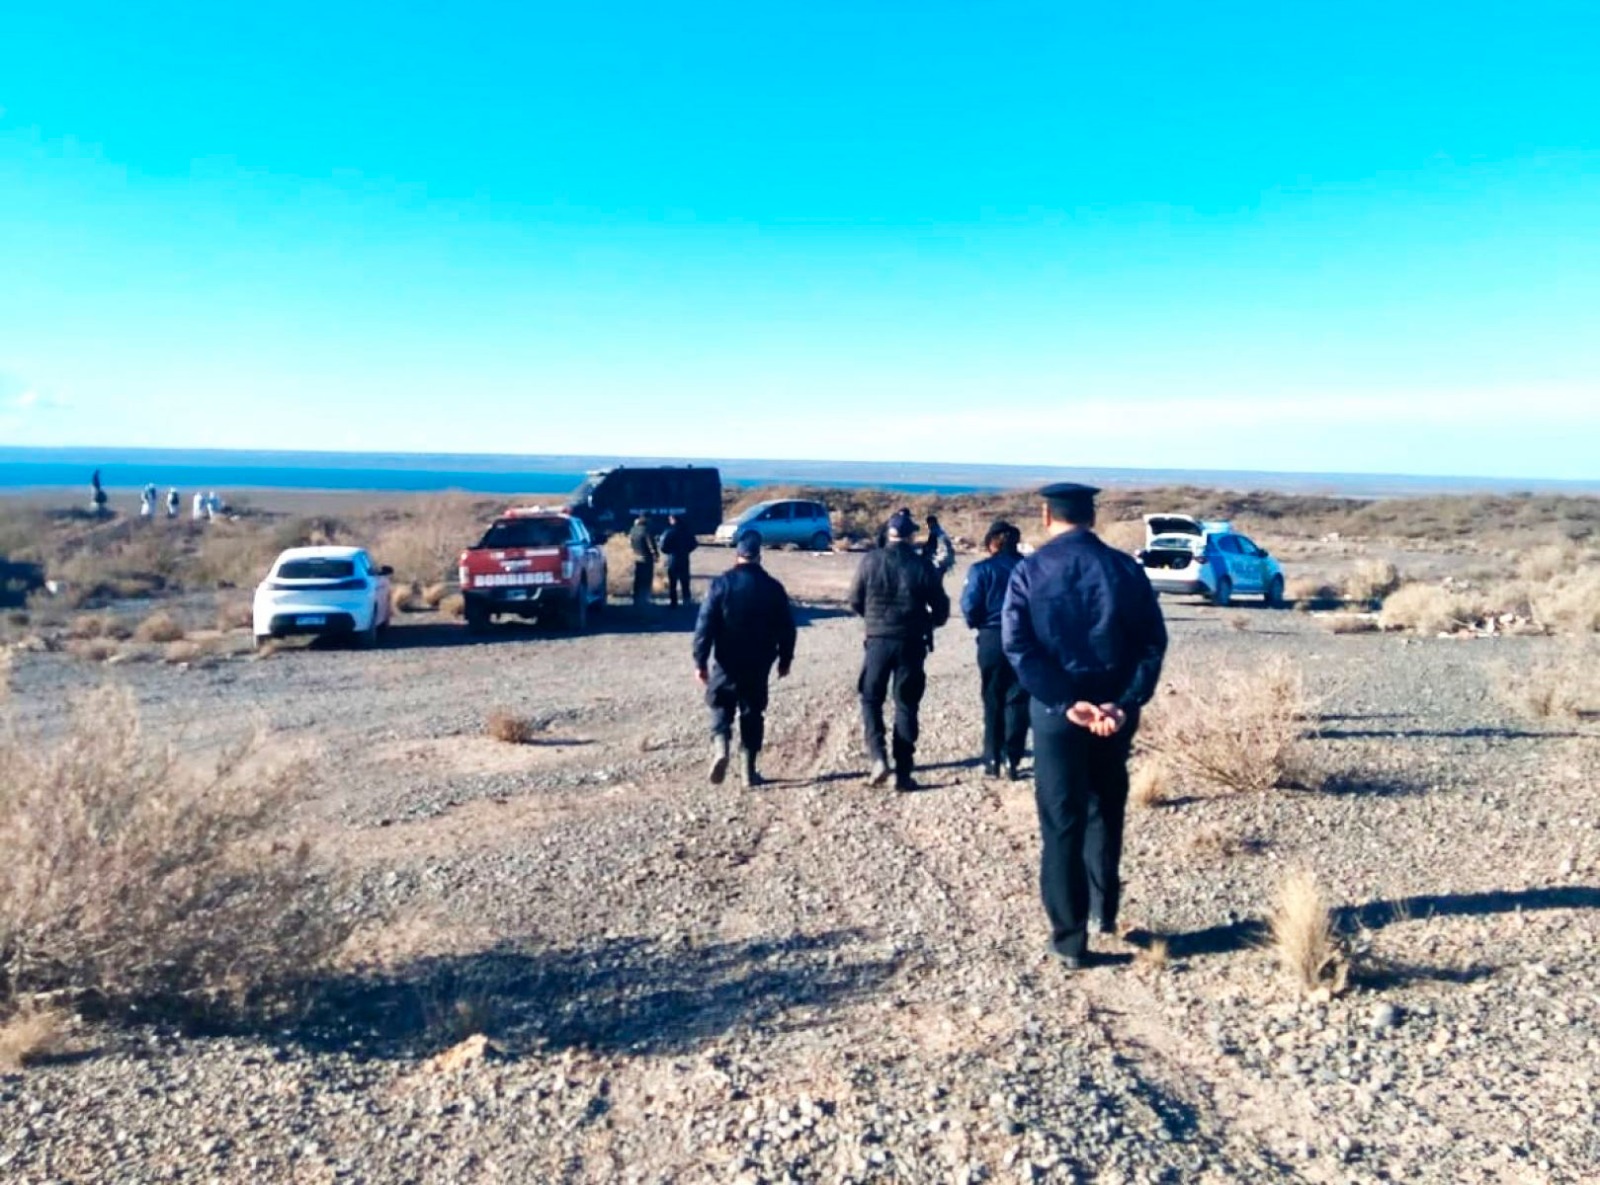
[1254,548,1268,558]
[378,565,394,576]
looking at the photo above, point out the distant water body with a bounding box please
[3,447,1595,499]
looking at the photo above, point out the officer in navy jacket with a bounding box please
[693,530,797,788]
[960,520,1029,780]
[848,510,950,791]
[1002,483,1167,970]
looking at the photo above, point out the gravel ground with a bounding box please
[3,546,1597,1184]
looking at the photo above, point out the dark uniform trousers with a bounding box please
[707,661,773,754]
[1031,700,1136,959]
[858,637,927,775]
[976,627,1029,766]
[666,558,692,607]
[632,561,653,605]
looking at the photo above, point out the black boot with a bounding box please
[742,749,763,788]
[708,736,730,785]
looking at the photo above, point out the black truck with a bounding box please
[568,465,722,541]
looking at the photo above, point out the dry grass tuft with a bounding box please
[1529,568,1600,635]
[1129,759,1171,809]
[133,611,186,644]
[1135,936,1171,977]
[0,688,356,1018]
[1377,583,1465,635]
[438,592,466,619]
[486,711,538,745]
[1343,558,1401,605]
[163,640,203,665]
[1143,656,1322,794]
[66,613,110,640]
[1187,826,1265,862]
[66,639,118,664]
[374,495,486,586]
[1098,519,1145,554]
[0,999,73,1070]
[1269,869,1349,998]
[421,582,453,609]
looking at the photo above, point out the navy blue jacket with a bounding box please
[961,550,1021,630]
[1001,529,1167,714]
[848,542,950,640]
[693,561,796,673]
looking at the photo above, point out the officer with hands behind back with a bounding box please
[1002,483,1167,971]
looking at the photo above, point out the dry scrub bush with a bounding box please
[216,600,255,632]
[1143,655,1321,794]
[391,581,423,615]
[438,592,465,619]
[1342,558,1400,605]
[1269,869,1349,998]
[0,688,355,1018]
[1286,576,1341,609]
[193,523,281,590]
[486,711,538,745]
[1517,541,1595,583]
[1499,648,1600,720]
[375,496,486,586]
[66,613,110,640]
[1529,568,1600,634]
[1377,583,1469,635]
[1099,519,1145,554]
[67,639,117,664]
[422,582,453,609]
[133,611,186,643]
[1324,614,1379,635]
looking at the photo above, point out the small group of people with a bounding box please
[628,513,699,608]
[689,482,1169,972]
[92,471,224,522]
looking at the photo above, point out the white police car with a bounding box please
[1136,515,1285,607]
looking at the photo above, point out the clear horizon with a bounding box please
[3,3,1598,480]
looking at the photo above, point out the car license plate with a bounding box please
[506,589,528,601]
[297,614,327,626]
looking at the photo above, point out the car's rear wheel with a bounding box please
[809,531,832,551]
[355,617,379,648]
[1264,574,1285,608]
[1213,576,1233,607]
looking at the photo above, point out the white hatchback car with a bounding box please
[1137,515,1285,607]
[253,545,393,648]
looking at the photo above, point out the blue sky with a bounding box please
[1,2,1597,478]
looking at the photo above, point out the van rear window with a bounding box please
[278,558,356,579]
[478,519,568,549]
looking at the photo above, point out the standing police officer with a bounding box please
[1002,483,1167,970]
[693,530,796,788]
[849,510,950,790]
[628,514,658,606]
[961,520,1029,780]
[659,513,698,608]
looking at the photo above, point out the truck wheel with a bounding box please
[809,531,832,551]
[567,583,590,632]
[355,617,379,648]
[1213,577,1233,608]
[1264,575,1285,609]
[464,601,491,634]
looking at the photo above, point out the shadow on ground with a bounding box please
[286,928,897,1060]
[1165,885,1600,961]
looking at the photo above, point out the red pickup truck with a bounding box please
[457,508,608,632]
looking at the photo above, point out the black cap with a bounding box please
[1038,481,1101,500]
[735,529,762,559]
[887,510,919,539]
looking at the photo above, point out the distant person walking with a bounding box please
[962,520,1029,781]
[90,469,107,516]
[205,491,221,521]
[165,487,180,518]
[849,509,950,791]
[922,513,957,580]
[139,483,157,518]
[191,491,205,521]
[1002,483,1167,971]
[628,514,658,606]
[659,513,699,608]
[693,530,796,788]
